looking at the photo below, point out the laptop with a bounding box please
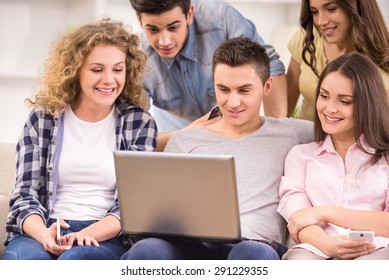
[114,150,241,242]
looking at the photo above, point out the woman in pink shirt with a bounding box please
[278,52,389,260]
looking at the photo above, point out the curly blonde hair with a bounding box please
[28,18,147,116]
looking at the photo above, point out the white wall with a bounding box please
[0,0,388,143]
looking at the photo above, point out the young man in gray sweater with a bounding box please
[121,37,313,260]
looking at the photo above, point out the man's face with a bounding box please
[138,5,194,59]
[214,63,271,132]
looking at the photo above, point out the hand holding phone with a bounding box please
[348,230,374,243]
[208,105,222,120]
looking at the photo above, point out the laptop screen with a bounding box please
[114,150,241,242]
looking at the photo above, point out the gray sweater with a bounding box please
[164,117,313,244]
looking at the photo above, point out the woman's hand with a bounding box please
[63,229,100,248]
[325,235,376,259]
[287,207,323,243]
[182,111,222,132]
[40,220,71,256]
[23,215,70,256]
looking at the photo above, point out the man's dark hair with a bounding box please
[130,0,191,17]
[212,37,270,85]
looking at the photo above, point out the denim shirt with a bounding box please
[4,98,157,245]
[142,0,285,123]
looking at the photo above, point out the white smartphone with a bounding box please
[56,218,61,245]
[349,230,375,243]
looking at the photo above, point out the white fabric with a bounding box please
[51,106,116,220]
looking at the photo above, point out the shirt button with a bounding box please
[183,71,188,76]
[48,166,53,172]
[48,191,53,197]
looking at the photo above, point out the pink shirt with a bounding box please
[278,135,389,258]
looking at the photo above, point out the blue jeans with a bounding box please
[121,238,286,260]
[2,219,128,260]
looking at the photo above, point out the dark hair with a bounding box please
[130,0,191,17]
[300,0,389,77]
[314,52,389,165]
[212,37,270,85]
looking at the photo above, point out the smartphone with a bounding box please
[349,230,375,243]
[56,218,61,245]
[208,105,222,120]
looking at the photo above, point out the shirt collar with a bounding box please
[179,23,198,61]
[357,134,376,154]
[314,134,376,156]
[314,135,336,156]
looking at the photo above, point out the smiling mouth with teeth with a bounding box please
[97,88,114,93]
[321,27,336,35]
[325,114,341,122]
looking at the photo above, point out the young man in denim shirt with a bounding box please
[129,0,287,150]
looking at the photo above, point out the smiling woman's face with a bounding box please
[309,0,352,46]
[77,45,126,114]
[316,71,354,140]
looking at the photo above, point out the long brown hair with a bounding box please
[314,52,389,165]
[300,0,389,77]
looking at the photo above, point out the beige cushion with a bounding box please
[0,143,16,257]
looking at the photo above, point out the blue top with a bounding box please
[142,0,285,130]
[4,97,157,245]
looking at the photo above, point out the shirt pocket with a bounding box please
[145,70,183,114]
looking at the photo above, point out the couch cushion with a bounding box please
[0,143,16,196]
[0,195,9,255]
[0,142,16,257]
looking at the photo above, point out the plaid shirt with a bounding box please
[4,98,157,245]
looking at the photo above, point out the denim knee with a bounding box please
[59,239,127,260]
[121,238,183,260]
[228,240,280,260]
[2,234,53,260]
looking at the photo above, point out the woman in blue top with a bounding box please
[2,19,157,260]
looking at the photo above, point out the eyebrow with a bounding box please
[320,87,353,98]
[89,62,125,67]
[217,83,254,89]
[145,20,181,29]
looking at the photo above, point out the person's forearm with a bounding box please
[320,206,389,237]
[156,131,173,151]
[297,224,333,256]
[286,58,302,117]
[81,215,121,242]
[263,74,287,118]
[22,214,47,243]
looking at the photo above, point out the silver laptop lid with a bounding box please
[114,151,241,242]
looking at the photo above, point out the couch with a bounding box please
[0,142,16,257]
